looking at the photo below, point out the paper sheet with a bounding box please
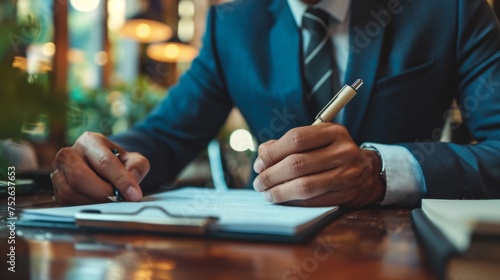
[21,187,339,235]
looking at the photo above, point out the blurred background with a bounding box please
[0,0,256,189]
[0,0,499,190]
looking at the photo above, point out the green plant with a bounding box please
[66,79,167,143]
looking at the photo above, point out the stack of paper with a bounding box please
[20,187,340,241]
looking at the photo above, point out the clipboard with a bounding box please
[17,187,343,243]
[18,206,342,243]
[74,206,218,235]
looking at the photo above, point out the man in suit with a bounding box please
[51,0,500,207]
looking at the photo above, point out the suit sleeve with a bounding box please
[400,0,500,199]
[110,8,233,191]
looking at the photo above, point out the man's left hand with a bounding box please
[253,123,386,208]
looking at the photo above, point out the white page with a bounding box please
[422,199,500,252]
[21,187,338,235]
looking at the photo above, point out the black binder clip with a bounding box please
[75,206,219,235]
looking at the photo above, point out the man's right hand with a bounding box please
[51,132,150,205]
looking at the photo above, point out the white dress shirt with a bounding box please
[287,0,426,205]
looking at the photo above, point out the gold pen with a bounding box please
[312,79,363,125]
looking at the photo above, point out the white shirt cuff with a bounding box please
[361,142,427,206]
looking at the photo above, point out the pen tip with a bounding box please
[351,79,364,90]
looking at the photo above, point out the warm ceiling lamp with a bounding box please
[12,43,55,74]
[146,42,198,63]
[12,56,52,73]
[119,19,173,43]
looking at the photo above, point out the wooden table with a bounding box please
[0,191,434,280]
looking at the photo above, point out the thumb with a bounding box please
[120,151,150,184]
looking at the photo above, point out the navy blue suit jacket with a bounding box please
[113,0,500,200]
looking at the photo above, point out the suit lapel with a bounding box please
[269,0,311,125]
[343,0,386,140]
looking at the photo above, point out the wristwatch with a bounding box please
[361,144,386,184]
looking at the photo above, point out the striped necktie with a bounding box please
[302,7,340,114]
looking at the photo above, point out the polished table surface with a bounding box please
[0,191,434,280]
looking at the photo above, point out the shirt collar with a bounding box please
[287,0,351,27]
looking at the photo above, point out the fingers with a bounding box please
[51,132,149,205]
[257,140,276,155]
[253,124,342,173]
[74,132,143,201]
[253,150,334,192]
[261,171,338,204]
[53,147,117,204]
[261,171,362,207]
[253,124,354,192]
[254,140,276,172]
[50,168,99,205]
[252,123,379,207]
[120,152,150,183]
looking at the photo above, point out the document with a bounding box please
[412,199,500,279]
[20,187,340,241]
[420,199,500,251]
